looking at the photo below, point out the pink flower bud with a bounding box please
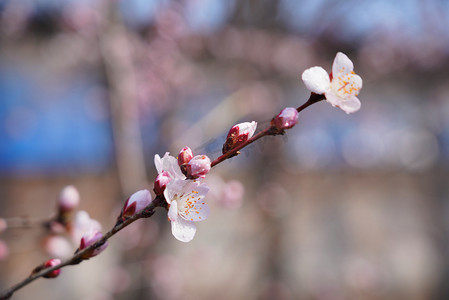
[79,229,108,258]
[122,190,152,218]
[43,258,61,278]
[154,171,172,196]
[271,107,298,130]
[186,155,211,178]
[58,185,80,213]
[177,146,193,166]
[222,121,257,154]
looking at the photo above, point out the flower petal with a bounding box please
[301,67,330,94]
[339,96,361,114]
[155,153,185,180]
[164,179,186,204]
[168,200,178,221]
[325,92,361,114]
[154,153,165,174]
[332,52,354,77]
[171,217,196,242]
[179,198,210,222]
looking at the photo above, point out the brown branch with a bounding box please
[0,93,324,300]
[211,93,325,168]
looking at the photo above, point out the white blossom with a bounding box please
[302,52,362,114]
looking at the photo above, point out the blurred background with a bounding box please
[1,0,449,299]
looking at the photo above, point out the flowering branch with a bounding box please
[0,52,362,299]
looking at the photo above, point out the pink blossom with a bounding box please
[164,179,210,242]
[71,210,102,245]
[186,155,211,179]
[302,52,362,114]
[271,107,299,130]
[177,146,193,166]
[58,185,80,213]
[43,258,61,278]
[79,229,108,257]
[122,189,152,217]
[222,121,257,154]
[154,152,185,180]
[154,171,172,196]
[44,236,73,259]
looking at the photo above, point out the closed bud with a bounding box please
[78,229,108,258]
[58,185,80,213]
[43,258,61,278]
[154,171,172,196]
[271,107,298,130]
[178,146,193,167]
[186,155,211,179]
[122,190,152,218]
[222,121,257,154]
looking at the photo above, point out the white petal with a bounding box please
[163,154,184,179]
[324,91,342,108]
[171,217,196,242]
[128,189,152,213]
[301,67,330,94]
[325,92,361,114]
[154,154,164,174]
[332,52,354,76]
[164,179,187,204]
[168,200,178,221]
[237,121,257,138]
[179,199,210,222]
[339,96,361,114]
[155,153,185,180]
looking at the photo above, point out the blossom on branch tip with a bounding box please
[43,259,61,278]
[122,189,152,218]
[271,107,298,130]
[186,155,211,179]
[301,52,362,114]
[79,229,108,258]
[222,121,257,154]
[164,179,210,242]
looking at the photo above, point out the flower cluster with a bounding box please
[153,147,212,242]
